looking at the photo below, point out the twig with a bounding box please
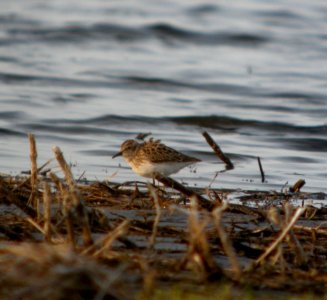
[208,171,219,188]
[154,173,214,211]
[254,206,306,266]
[202,131,234,169]
[148,184,161,249]
[28,133,38,207]
[257,157,265,183]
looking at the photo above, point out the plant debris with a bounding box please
[0,135,326,299]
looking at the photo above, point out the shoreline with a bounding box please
[0,136,325,299]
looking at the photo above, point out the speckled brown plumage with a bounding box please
[138,138,200,164]
[112,138,200,177]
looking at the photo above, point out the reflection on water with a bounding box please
[0,0,326,193]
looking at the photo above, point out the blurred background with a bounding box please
[0,0,326,192]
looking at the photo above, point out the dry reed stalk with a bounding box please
[271,245,286,274]
[49,172,64,210]
[267,206,282,226]
[52,146,93,246]
[184,196,215,273]
[254,206,306,266]
[0,177,37,218]
[148,184,161,249]
[36,158,53,174]
[63,194,76,250]
[212,202,241,279]
[52,146,75,190]
[202,131,234,169]
[266,207,287,270]
[28,133,38,207]
[82,220,134,256]
[26,217,46,235]
[293,224,327,236]
[141,266,156,300]
[43,181,52,242]
[92,220,129,257]
[284,204,307,265]
[94,262,129,300]
[36,196,41,222]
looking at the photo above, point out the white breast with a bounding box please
[129,161,194,178]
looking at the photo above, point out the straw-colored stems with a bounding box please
[52,146,93,246]
[93,220,129,258]
[63,194,76,250]
[36,197,41,222]
[52,146,75,193]
[28,133,38,207]
[293,224,327,236]
[188,197,209,253]
[212,202,241,279]
[254,206,306,266]
[148,184,161,249]
[43,181,52,242]
[75,200,93,246]
[26,217,46,235]
[186,196,213,272]
[49,172,64,209]
[284,204,307,265]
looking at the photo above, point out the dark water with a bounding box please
[0,0,326,193]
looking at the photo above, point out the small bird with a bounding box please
[112,138,200,178]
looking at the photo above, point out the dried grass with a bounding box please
[0,136,326,299]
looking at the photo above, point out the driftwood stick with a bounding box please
[289,179,306,193]
[202,131,234,169]
[257,157,265,183]
[154,173,214,211]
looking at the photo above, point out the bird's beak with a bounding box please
[112,151,122,159]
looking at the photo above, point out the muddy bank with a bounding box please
[0,136,326,299]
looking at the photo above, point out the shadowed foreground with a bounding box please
[0,136,326,300]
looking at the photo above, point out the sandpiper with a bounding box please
[112,138,200,178]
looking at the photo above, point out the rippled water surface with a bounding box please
[0,0,326,192]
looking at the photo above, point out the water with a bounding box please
[0,0,326,193]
